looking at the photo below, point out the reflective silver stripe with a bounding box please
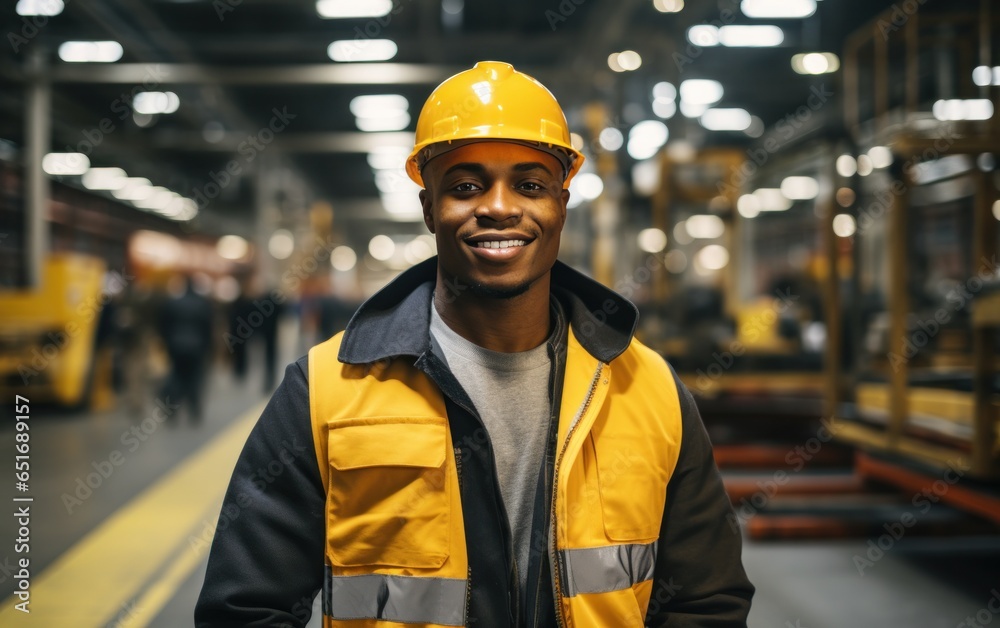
[558,541,658,597]
[323,565,467,625]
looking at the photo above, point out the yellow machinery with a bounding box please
[830,0,1000,481]
[0,253,107,407]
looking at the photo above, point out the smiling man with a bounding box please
[196,61,753,627]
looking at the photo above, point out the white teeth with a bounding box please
[476,240,526,249]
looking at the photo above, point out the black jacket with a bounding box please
[195,259,754,627]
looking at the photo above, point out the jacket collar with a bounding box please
[337,257,638,365]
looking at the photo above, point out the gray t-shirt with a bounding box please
[429,302,552,600]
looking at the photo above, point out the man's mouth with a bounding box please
[473,240,527,249]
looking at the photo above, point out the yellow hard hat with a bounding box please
[405,61,584,189]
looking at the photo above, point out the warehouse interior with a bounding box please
[1,0,999,625]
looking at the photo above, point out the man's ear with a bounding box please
[559,188,569,227]
[420,188,435,234]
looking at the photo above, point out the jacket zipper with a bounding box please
[549,362,605,628]
[455,446,472,628]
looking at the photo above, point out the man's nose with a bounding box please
[474,184,523,223]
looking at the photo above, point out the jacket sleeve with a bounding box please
[645,367,754,627]
[195,359,326,627]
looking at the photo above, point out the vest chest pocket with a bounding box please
[327,417,451,569]
[593,432,670,542]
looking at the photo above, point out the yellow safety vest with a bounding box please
[308,324,683,627]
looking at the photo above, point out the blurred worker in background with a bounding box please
[158,274,213,423]
[197,61,753,626]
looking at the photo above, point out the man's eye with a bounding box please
[454,182,480,192]
[519,181,543,191]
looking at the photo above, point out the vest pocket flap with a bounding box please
[329,420,447,470]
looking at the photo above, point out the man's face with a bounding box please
[420,142,569,300]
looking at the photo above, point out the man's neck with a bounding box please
[433,275,552,353]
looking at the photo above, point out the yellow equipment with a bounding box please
[0,253,107,407]
[406,61,584,188]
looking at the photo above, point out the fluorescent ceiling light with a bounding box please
[652,82,677,101]
[637,228,668,253]
[16,0,64,16]
[780,176,819,200]
[331,246,357,272]
[366,146,409,170]
[687,25,720,46]
[718,25,784,47]
[133,187,173,210]
[111,178,153,201]
[685,214,725,239]
[598,127,624,151]
[933,99,994,121]
[217,235,249,261]
[82,167,128,190]
[791,52,840,75]
[700,108,752,131]
[316,0,392,19]
[58,41,123,63]
[753,187,792,211]
[741,0,816,19]
[328,39,398,62]
[42,152,89,175]
[679,79,724,105]
[868,146,893,169]
[653,99,677,119]
[836,154,857,177]
[653,0,684,13]
[350,94,408,118]
[608,51,642,72]
[627,120,669,161]
[679,101,708,118]
[356,113,410,132]
[833,214,856,238]
[573,173,604,201]
[132,91,180,115]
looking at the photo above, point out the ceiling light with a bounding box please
[993,200,1000,221]
[133,186,173,211]
[268,229,295,260]
[574,173,604,201]
[638,228,668,253]
[82,167,128,190]
[217,235,249,260]
[856,154,873,176]
[836,154,857,177]
[380,192,422,217]
[328,39,397,62]
[792,52,840,75]
[737,194,761,218]
[868,146,893,169]
[741,0,816,19]
[685,214,725,239]
[679,79,724,105]
[16,0,63,16]
[653,99,677,119]
[58,41,123,63]
[350,94,409,118]
[833,214,856,238]
[753,188,792,211]
[618,50,642,71]
[932,99,994,121]
[598,127,624,151]
[356,114,410,132]
[367,146,409,170]
[780,175,819,200]
[331,246,357,272]
[111,177,153,201]
[653,0,684,13]
[679,101,708,118]
[632,160,661,196]
[316,0,392,18]
[42,152,89,175]
[718,25,784,47]
[368,235,396,260]
[687,25,720,47]
[700,108,752,131]
[627,120,669,160]
[132,91,180,115]
[653,82,677,101]
[695,244,729,271]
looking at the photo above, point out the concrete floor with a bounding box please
[2,337,997,626]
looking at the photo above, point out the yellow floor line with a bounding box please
[0,403,264,625]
